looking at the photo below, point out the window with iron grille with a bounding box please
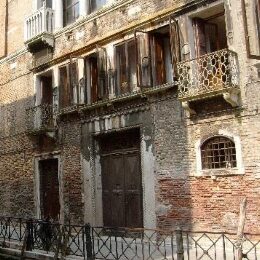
[201,136,237,169]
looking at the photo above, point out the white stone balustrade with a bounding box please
[24,3,55,42]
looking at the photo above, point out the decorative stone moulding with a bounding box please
[25,32,54,53]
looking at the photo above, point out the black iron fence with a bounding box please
[0,216,259,259]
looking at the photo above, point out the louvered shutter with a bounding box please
[97,45,108,99]
[135,31,152,88]
[169,18,181,76]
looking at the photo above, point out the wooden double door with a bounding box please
[100,130,143,228]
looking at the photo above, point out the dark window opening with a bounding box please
[40,75,53,105]
[89,0,108,13]
[201,136,237,169]
[85,55,98,103]
[84,48,108,104]
[37,0,52,8]
[63,0,79,26]
[115,40,137,95]
[39,159,60,220]
[150,27,173,86]
[193,12,227,57]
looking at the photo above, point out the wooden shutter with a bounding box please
[152,34,166,86]
[0,0,7,58]
[90,57,98,102]
[59,66,69,108]
[97,45,108,99]
[69,62,79,104]
[193,18,207,57]
[135,31,152,88]
[116,43,128,94]
[169,18,181,76]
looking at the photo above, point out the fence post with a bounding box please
[235,197,247,260]
[176,227,184,260]
[85,223,93,260]
[26,219,34,251]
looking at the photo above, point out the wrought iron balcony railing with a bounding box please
[177,49,239,101]
[24,3,55,52]
[26,104,56,134]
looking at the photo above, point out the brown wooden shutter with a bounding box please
[90,57,98,102]
[193,18,207,57]
[97,45,108,99]
[0,0,7,58]
[135,31,152,88]
[152,34,166,86]
[169,18,181,76]
[59,66,69,108]
[116,44,128,94]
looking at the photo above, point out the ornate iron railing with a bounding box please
[0,217,259,259]
[177,49,239,100]
[26,104,56,133]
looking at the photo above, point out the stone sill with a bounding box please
[178,86,239,102]
[194,168,245,177]
[58,82,176,116]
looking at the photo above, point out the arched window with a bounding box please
[201,136,237,169]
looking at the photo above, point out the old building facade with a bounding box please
[0,0,259,233]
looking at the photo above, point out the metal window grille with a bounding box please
[201,136,237,169]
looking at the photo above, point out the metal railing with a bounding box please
[26,104,56,133]
[177,49,239,100]
[0,217,259,259]
[24,3,54,41]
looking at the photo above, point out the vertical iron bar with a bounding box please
[176,228,184,260]
[8,217,11,241]
[85,223,93,260]
[115,228,119,260]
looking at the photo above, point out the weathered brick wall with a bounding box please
[0,0,259,234]
[60,118,84,224]
[6,0,32,55]
[0,133,35,217]
[152,84,260,233]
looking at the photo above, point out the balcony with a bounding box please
[26,104,56,136]
[24,4,55,53]
[177,49,240,112]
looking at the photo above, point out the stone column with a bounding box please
[80,0,88,17]
[54,0,63,31]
